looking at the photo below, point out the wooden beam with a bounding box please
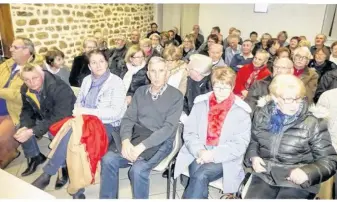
[0,4,15,58]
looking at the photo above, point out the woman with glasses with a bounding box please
[139,38,161,63]
[181,34,197,63]
[163,44,188,95]
[292,47,319,104]
[174,67,252,199]
[120,45,149,105]
[244,74,337,199]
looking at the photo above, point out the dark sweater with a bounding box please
[120,85,183,149]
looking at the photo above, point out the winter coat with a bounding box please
[314,69,337,103]
[69,54,90,87]
[120,66,150,97]
[108,46,128,77]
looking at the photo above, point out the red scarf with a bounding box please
[245,68,261,90]
[293,67,304,77]
[206,92,235,146]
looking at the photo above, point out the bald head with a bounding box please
[208,44,223,62]
[273,57,294,77]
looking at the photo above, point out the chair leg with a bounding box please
[172,177,177,199]
[167,166,171,199]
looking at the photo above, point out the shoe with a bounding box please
[73,193,86,199]
[21,153,47,177]
[162,164,175,178]
[55,167,69,190]
[31,173,51,190]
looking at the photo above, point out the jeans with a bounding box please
[182,160,223,199]
[21,135,41,158]
[245,175,316,199]
[99,138,173,199]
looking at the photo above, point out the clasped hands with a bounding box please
[196,149,214,165]
[121,139,146,162]
[251,156,309,185]
[14,127,34,143]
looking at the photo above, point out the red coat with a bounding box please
[233,63,271,96]
[49,115,108,180]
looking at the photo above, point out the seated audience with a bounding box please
[222,27,236,48]
[197,34,219,57]
[330,41,337,65]
[120,45,149,105]
[308,46,337,80]
[69,37,97,87]
[146,23,161,38]
[163,45,188,95]
[300,35,307,41]
[286,36,300,57]
[233,49,271,98]
[127,30,141,47]
[277,31,289,47]
[224,28,243,49]
[173,27,182,45]
[299,39,311,49]
[192,25,204,49]
[174,67,251,199]
[15,64,76,177]
[45,48,70,86]
[211,26,223,45]
[310,34,330,56]
[224,35,241,66]
[252,33,272,55]
[0,37,44,168]
[245,57,294,113]
[31,50,127,199]
[160,31,170,48]
[244,74,337,199]
[149,33,164,55]
[230,40,254,72]
[139,38,161,63]
[293,47,318,104]
[267,47,290,72]
[209,44,226,68]
[168,30,180,46]
[108,35,128,76]
[181,34,197,63]
[314,68,337,103]
[99,56,183,199]
[250,31,259,47]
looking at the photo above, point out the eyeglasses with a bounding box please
[10,45,27,50]
[165,59,175,62]
[279,97,302,104]
[294,54,309,61]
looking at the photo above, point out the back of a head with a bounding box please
[162,44,182,60]
[269,74,306,98]
[148,56,165,70]
[188,54,212,76]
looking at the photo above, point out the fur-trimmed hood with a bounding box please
[193,91,252,113]
[256,95,330,119]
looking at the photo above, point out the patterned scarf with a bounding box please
[269,101,303,134]
[245,68,261,90]
[82,70,110,108]
[206,92,235,146]
[293,67,305,77]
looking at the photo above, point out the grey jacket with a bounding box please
[174,92,252,194]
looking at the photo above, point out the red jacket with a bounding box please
[233,63,271,96]
[49,115,108,179]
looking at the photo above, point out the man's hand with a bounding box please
[126,96,132,105]
[251,156,267,173]
[130,143,146,162]
[196,149,214,164]
[121,139,135,162]
[14,128,34,143]
[286,168,309,185]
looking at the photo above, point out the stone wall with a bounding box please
[10,3,154,67]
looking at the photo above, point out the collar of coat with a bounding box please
[193,91,252,114]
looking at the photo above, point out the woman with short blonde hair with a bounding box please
[244,74,337,199]
[180,34,197,63]
[163,44,188,95]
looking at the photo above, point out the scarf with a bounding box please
[269,101,303,134]
[123,61,146,92]
[293,67,305,77]
[206,92,235,146]
[245,67,262,90]
[82,70,110,108]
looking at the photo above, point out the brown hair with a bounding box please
[314,46,330,58]
[277,31,288,39]
[207,34,219,44]
[87,49,108,62]
[211,67,236,87]
[45,48,65,66]
[276,47,290,57]
[331,41,337,50]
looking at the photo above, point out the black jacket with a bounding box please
[120,66,150,97]
[69,54,90,87]
[245,99,337,194]
[175,34,182,45]
[252,42,272,56]
[183,76,212,115]
[19,71,76,138]
[314,68,337,103]
[108,46,128,77]
[244,76,272,115]
[308,59,337,80]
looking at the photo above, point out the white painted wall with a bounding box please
[198,4,327,44]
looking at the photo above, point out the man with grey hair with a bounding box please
[208,43,226,68]
[99,56,183,199]
[310,34,331,56]
[224,34,241,66]
[0,37,44,168]
[127,29,141,47]
[69,37,98,87]
[245,57,295,113]
[193,25,204,49]
[108,35,128,76]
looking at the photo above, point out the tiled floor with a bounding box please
[4,137,223,199]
